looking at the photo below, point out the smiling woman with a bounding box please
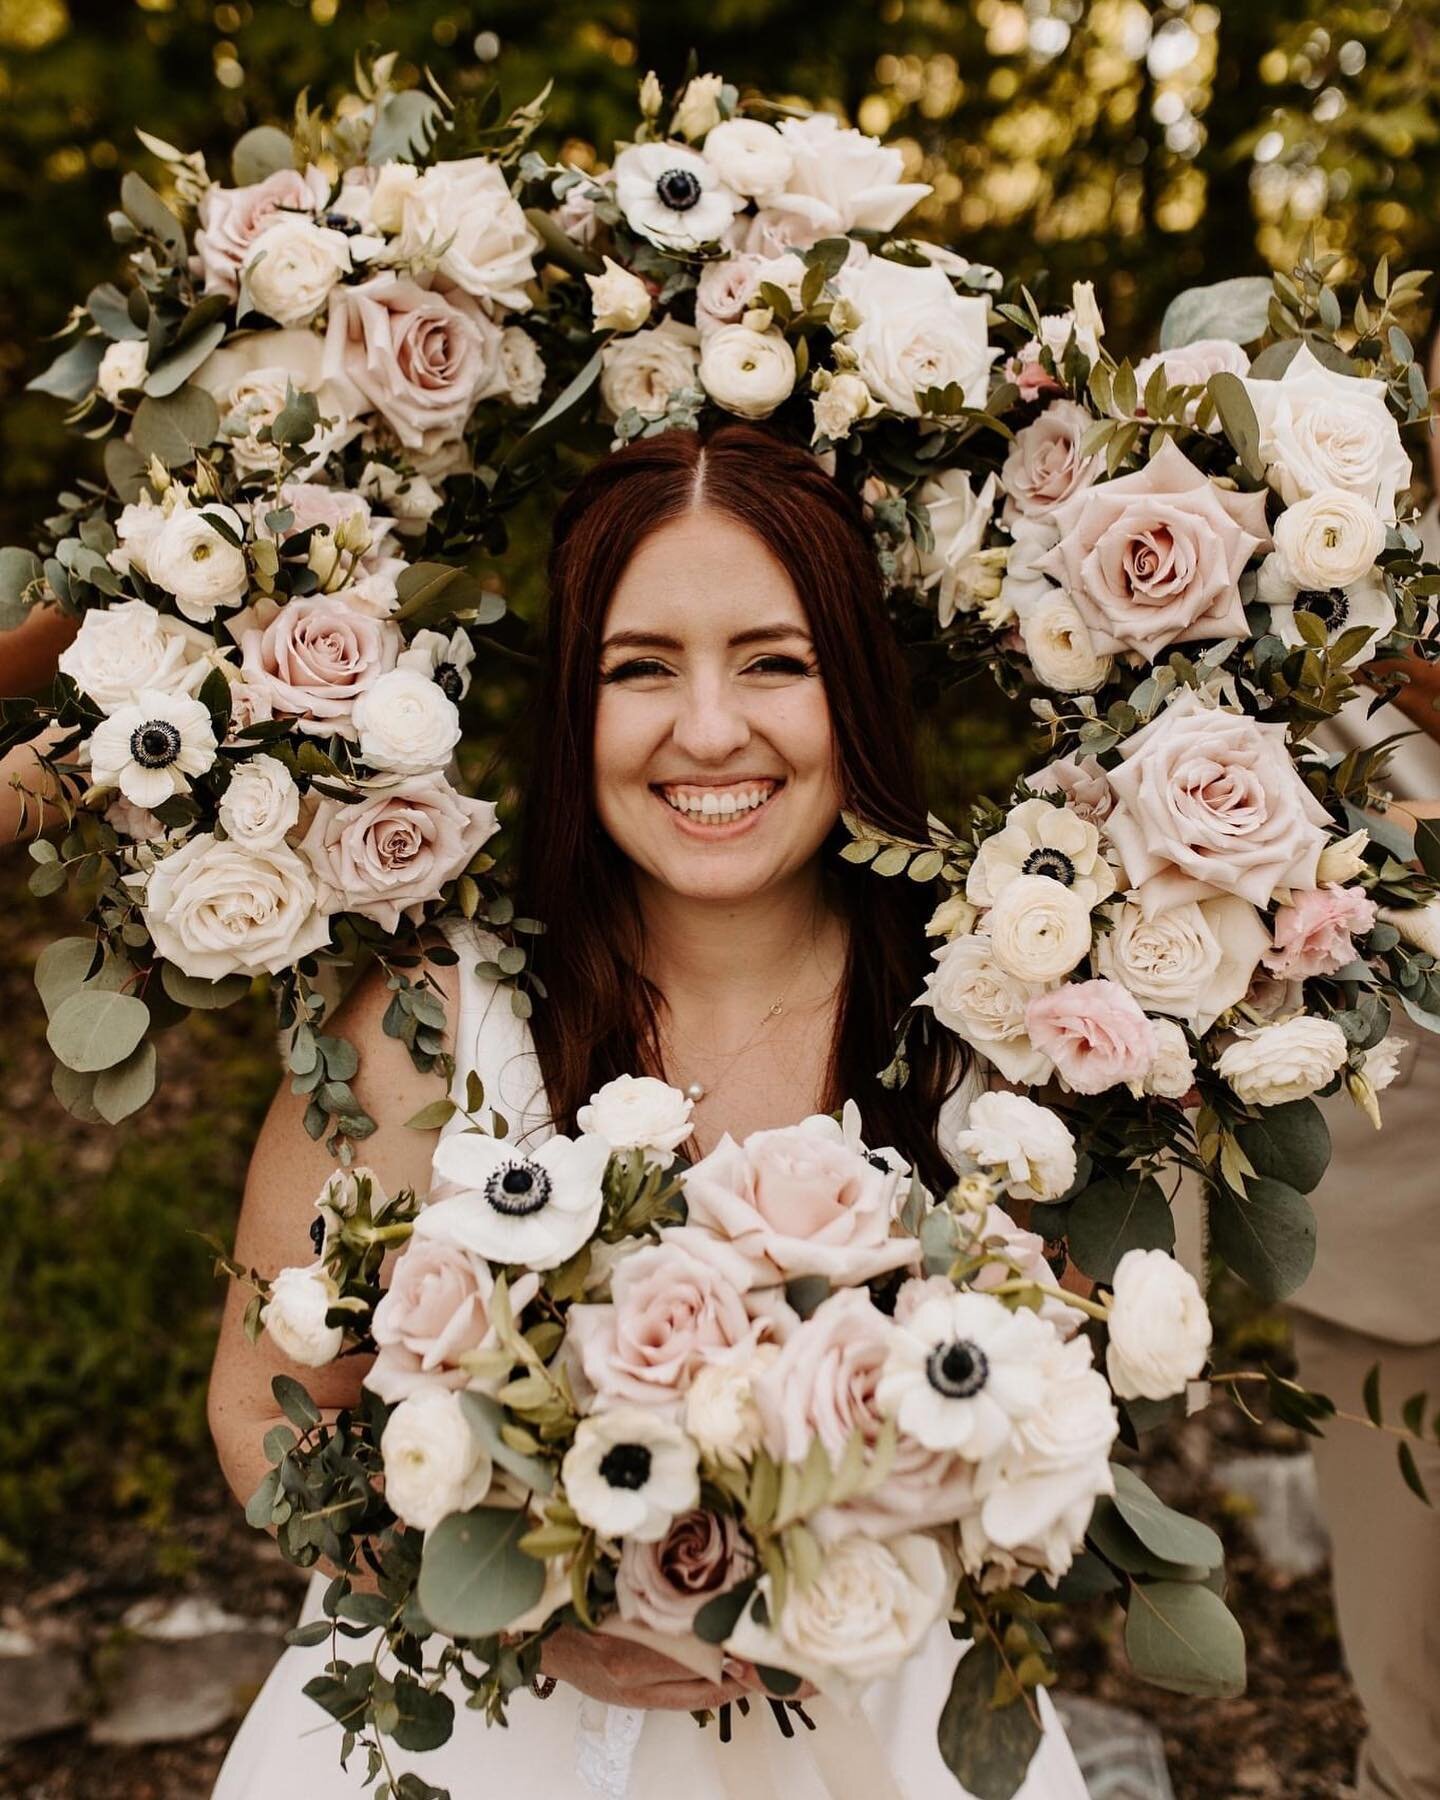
[520,423,964,1192]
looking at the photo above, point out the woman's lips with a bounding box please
[651,778,784,836]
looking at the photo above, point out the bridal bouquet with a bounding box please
[234,1073,1240,1799]
[2,55,564,1149]
[844,252,1440,1319]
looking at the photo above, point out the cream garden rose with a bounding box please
[217,754,300,850]
[840,255,996,417]
[261,1264,343,1367]
[1216,1015,1349,1105]
[915,469,1003,627]
[951,1091,1077,1202]
[920,934,1054,1086]
[58,601,211,714]
[768,112,931,239]
[1020,596,1114,694]
[600,316,701,420]
[1095,893,1269,1032]
[143,832,332,979]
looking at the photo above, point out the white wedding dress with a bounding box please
[213,925,1089,1799]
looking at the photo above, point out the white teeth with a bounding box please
[661,782,776,819]
[701,793,720,816]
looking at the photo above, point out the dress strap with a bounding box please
[436,919,553,1159]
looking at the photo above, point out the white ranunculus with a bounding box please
[1021,595,1113,694]
[352,668,461,774]
[1266,571,1397,669]
[261,1264,344,1367]
[985,873,1093,983]
[1095,894,1269,1033]
[87,689,217,809]
[1216,1015,1349,1106]
[725,1533,948,1699]
[812,371,872,445]
[419,1130,610,1271]
[143,833,331,978]
[600,316,701,421]
[586,256,653,333]
[877,1289,1053,1456]
[146,504,250,623]
[240,214,358,327]
[699,323,796,420]
[96,339,148,406]
[920,934,1055,1086]
[562,1407,700,1542]
[58,601,212,714]
[575,1074,694,1170]
[770,113,931,239]
[1139,1018,1197,1100]
[1243,343,1413,521]
[1381,898,1440,958]
[915,469,1003,627]
[1263,488,1387,595]
[393,156,539,312]
[702,118,795,200]
[1105,1249,1212,1401]
[683,1347,776,1467]
[840,255,996,417]
[612,142,740,251]
[381,1388,494,1534]
[968,796,1115,912]
[217,753,300,850]
[952,1091,1077,1203]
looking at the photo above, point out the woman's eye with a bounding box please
[743,654,814,678]
[601,658,674,683]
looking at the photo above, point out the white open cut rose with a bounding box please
[840,255,996,418]
[392,155,539,312]
[143,832,333,980]
[261,1264,343,1367]
[58,601,212,714]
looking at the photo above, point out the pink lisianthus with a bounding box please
[1025,979,1158,1096]
[1263,883,1379,979]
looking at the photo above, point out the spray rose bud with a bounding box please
[639,70,664,119]
[307,530,342,589]
[585,256,653,333]
[1316,829,1369,884]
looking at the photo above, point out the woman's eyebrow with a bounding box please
[729,625,813,648]
[599,625,812,652]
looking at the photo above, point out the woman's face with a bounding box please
[594,506,842,905]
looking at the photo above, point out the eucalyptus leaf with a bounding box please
[1207,372,1264,480]
[524,206,604,277]
[388,1673,455,1754]
[232,124,296,185]
[1210,1177,1316,1302]
[103,438,148,504]
[144,320,228,398]
[1067,1176,1174,1283]
[121,171,186,260]
[459,1393,556,1496]
[1233,1099,1331,1195]
[1111,1466,1223,1571]
[161,963,252,1010]
[0,546,42,630]
[936,1638,1044,1800]
[93,1039,158,1123]
[503,348,603,469]
[51,1063,103,1124]
[417,1507,544,1638]
[27,337,105,403]
[131,385,220,467]
[87,281,146,341]
[46,988,150,1073]
[1160,277,1275,349]
[34,936,102,1015]
[1124,1581,1246,1698]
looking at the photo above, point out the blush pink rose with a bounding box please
[667,1117,918,1288]
[1263,882,1378,979]
[1104,689,1333,912]
[240,595,400,736]
[299,775,498,932]
[566,1242,791,1412]
[616,1510,753,1635]
[1025,979,1158,1095]
[1005,344,1065,403]
[1001,401,1100,523]
[754,1286,980,1537]
[365,1237,540,1403]
[323,272,507,456]
[1029,753,1115,826]
[194,166,331,297]
[1039,436,1271,660]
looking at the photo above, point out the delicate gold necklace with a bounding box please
[661,940,824,1104]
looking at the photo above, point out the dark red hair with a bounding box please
[518,422,962,1190]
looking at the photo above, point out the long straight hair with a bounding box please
[518,422,962,1191]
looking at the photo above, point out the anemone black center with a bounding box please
[483,1160,553,1217]
[321,210,362,235]
[130,719,183,769]
[1297,587,1349,631]
[926,1339,990,1400]
[308,1216,327,1255]
[599,1443,653,1490]
[433,661,464,703]
[655,167,703,212]
[1020,846,1077,885]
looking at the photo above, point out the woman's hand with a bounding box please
[540,1624,758,1712]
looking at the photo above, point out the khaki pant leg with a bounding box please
[1291,1311,1440,1800]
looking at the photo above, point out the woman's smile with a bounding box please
[653,776,784,837]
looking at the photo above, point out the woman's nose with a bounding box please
[669,678,751,762]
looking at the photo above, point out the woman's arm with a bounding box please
[207,960,456,1511]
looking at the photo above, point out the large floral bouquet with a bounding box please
[235,1070,1233,1798]
[838,255,1440,1320]
[1,57,569,1150]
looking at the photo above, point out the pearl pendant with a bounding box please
[684,1080,706,1103]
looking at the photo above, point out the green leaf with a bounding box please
[1111,1466,1223,1571]
[1124,1581,1246,1698]
[87,281,146,342]
[1160,277,1276,350]
[1210,1177,1316,1302]
[693,1579,756,1645]
[458,1392,555,1497]
[232,124,295,186]
[160,963,251,1010]
[27,337,105,403]
[46,988,150,1073]
[34,936,101,1015]
[1087,1497,1209,1580]
[1208,372,1265,480]
[388,1673,455,1753]
[144,320,228,399]
[0,547,42,630]
[416,1507,544,1638]
[1233,1098,1331,1196]
[1398,1442,1432,1506]
[272,1374,320,1431]
[523,206,604,277]
[936,1638,1044,1800]
[1067,1176,1174,1283]
[871,846,912,877]
[92,1039,158,1123]
[130,384,220,467]
[404,1098,458,1132]
[1413,818,1440,882]
[121,171,186,260]
[393,561,504,630]
[503,348,603,469]
[51,1063,103,1124]
[245,1468,280,1530]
